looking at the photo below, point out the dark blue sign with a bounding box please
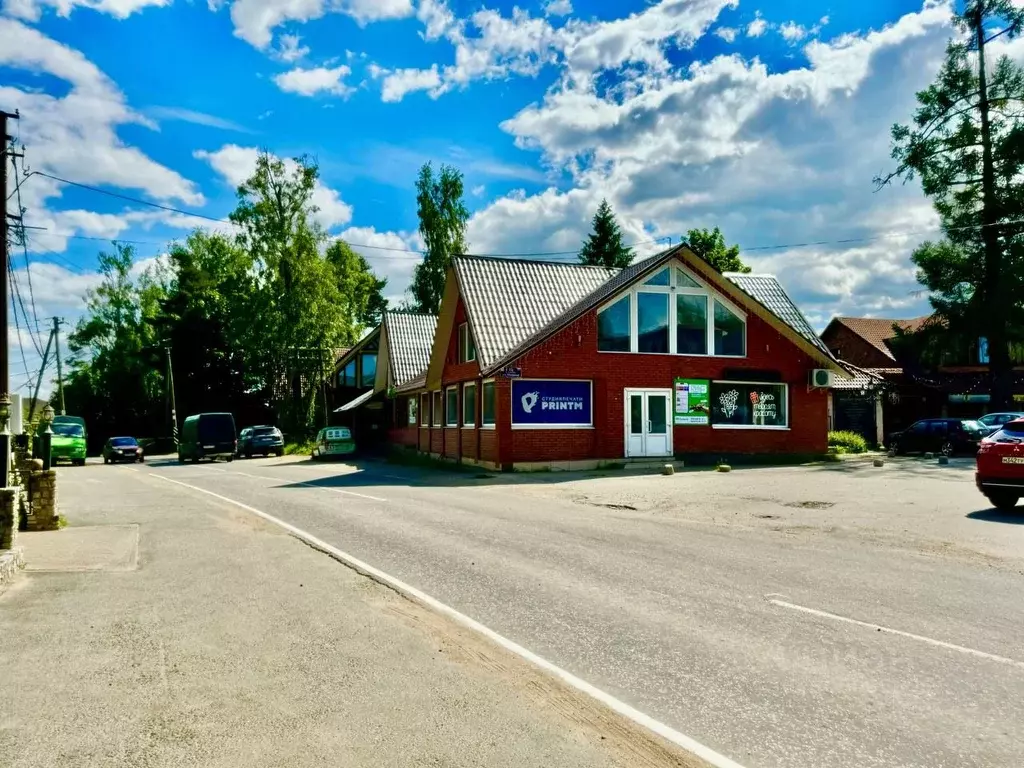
[511,380,592,427]
[502,367,522,379]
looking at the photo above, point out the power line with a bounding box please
[10,153,43,344]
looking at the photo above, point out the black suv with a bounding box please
[889,418,987,457]
[237,425,284,458]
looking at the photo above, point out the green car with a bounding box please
[50,421,87,466]
[311,427,356,460]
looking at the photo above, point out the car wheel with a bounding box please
[245,451,252,459]
[940,440,955,457]
[987,491,1019,511]
[890,442,901,456]
[177,455,185,464]
[104,457,109,465]
[138,456,145,463]
[276,449,283,457]
[226,455,234,463]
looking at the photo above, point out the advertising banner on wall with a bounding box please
[511,380,593,427]
[674,378,710,425]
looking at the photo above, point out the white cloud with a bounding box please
[382,0,735,103]
[469,2,958,324]
[274,33,309,62]
[146,106,253,132]
[378,64,442,102]
[273,64,353,96]
[195,144,353,230]
[2,0,169,22]
[746,12,767,37]
[543,0,572,17]
[820,15,830,26]
[335,226,422,304]
[1,18,204,259]
[715,26,738,43]
[471,185,485,197]
[779,21,807,42]
[224,0,414,49]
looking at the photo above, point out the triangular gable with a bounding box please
[378,311,438,393]
[487,245,848,376]
[426,270,462,391]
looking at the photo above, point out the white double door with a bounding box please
[625,389,672,458]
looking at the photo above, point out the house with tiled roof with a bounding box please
[375,244,848,469]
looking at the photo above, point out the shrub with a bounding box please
[828,430,867,454]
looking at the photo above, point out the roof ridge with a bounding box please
[455,253,618,270]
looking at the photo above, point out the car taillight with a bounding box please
[978,439,995,454]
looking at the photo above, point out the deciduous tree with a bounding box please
[685,227,750,273]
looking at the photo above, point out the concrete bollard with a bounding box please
[717,464,732,473]
[662,464,674,475]
[924,452,934,460]
[937,456,949,465]
[873,458,885,467]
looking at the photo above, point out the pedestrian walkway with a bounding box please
[0,464,696,768]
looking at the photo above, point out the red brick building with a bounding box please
[376,245,847,470]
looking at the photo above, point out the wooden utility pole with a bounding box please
[1,110,19,488]
[52,317,66,415]
[974,8,1009,407]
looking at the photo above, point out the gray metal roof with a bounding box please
[724,273,834,358]
[385,311,437,388]
[486,249,671,371]
[454,255,617,369]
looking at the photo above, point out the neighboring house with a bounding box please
[374,312,438,448]
[388,244,848,470]
[820,317,929,370]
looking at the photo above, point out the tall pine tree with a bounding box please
[410,163,468,314]
[878,0,1024,407]
[579,199,633,268]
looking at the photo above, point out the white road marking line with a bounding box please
[152,473,745,768]
[768,596,1024,670]
[222,469,387,502]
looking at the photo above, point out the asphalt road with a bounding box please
[127,455,1024,768]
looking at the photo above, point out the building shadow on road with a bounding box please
[966,508,1024,525]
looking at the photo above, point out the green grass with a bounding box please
[283,440,316,456]
[828,430,868,454]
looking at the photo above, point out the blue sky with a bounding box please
[0,0,998,392]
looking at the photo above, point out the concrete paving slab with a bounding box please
[20,524,139,572]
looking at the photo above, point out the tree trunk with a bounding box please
[976,11,1012,408]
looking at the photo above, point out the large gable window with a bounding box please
[596,261,745,358]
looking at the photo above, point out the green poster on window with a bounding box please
[674,378,710,425]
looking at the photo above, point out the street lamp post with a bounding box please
[40,405,54,471]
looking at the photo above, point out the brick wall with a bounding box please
[433,274,829,465]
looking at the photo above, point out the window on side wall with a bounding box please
[432,391,442,427]
[408,397,418,425]
[459,323,477,363]
[463,383,476,427]
[420,393,430,427]
[360,353,378,387]
[710,381,787,428]
[445,387,459,427]
[482,381,496,427]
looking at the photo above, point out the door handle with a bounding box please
[647,420,652,432]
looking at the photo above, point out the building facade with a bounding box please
[381,245,848,470]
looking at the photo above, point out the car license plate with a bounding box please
[1001,456,1024,464]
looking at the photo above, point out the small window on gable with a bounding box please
[459,323,477,363]
[714,300,746,357]
[676,268,701,289]
[645,267,670,286]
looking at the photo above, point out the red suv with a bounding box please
[976,418,1024,510]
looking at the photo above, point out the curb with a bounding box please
[0,547,25,593]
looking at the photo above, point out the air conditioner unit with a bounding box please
[809,369,834,388]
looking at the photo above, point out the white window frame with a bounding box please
[432,391,442,427]
[420,393,430,427]
[445,386,459,428]
[596,259,746,358]
[462,382,477,428]
[481,379,496,429]
[459,322,477,363]
[709,380,790,431]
